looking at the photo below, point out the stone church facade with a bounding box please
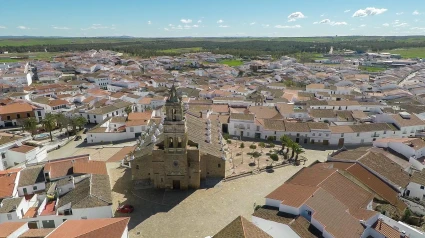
[131,85,226,189]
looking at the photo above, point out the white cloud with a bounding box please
[180,19,192,24]
[164,28,169,31]
[411,27,425,30]
[17,26,29,30]
[394,23,408,27]
[52,26,70,30]
[197,20,202,23]
[287,12,306,22]
[319,19,331,24]
[396,12,404,15]
[147,21,151,25]
[344,10,351,13]
[217,19,224,23]
[169,24,174,27]
[313,19,347,26]
[274,24,301,29]
[192,24,199,28]
[413,10,420,15]
[250,22,256,25]
[359,24,366,27]
[81,24,114,30]
[0,26,6,29]
[352,7,387,17]
[331,21,347,26]
[383,23,390,27]
[320,14,325,17]
[219,25,229,28]
[262,24,270,28]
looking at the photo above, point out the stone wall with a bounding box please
[201,153,226,178]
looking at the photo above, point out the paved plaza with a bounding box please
[108,147,333,238]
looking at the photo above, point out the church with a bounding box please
[130,85,226,189]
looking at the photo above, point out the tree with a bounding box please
[269,143,275,148]
[23,118,38,136]
[267,136,275,142]
[259,142,265,152]
[402,208,412,222]
[270,154,279,165]
[125,106,132,115]
[280,135,292,152]
[240,143,245,148]
[291,142,301,158]
[42,113,56,142]
[249,144,257,150]
[294,146,305,161]
[75,116,88,130]
[55,113,67,132]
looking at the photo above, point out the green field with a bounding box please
[0,38,140,47]
[158,47,202,54]
[359,66,388,73]
[219,59,244,66]
[388,48,425,58]
[0,52,59,62]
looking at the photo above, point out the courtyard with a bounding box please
[108,146,333,238]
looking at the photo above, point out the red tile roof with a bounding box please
[0,171,18,198]
[73,160,108,175]
[9,145,37,154]
[47,218,129,238]
[0,222,28,238]
[44,156,89,179]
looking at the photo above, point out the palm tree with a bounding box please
[294,146,305,162]
[42,113,56,142]
[23,118,38,136]
[55,113,66,132]
[291,142,302,159]
[280,135,291,152]
[69,117,78,135]
[125,106,132,115]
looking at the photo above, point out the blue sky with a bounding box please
[0,0,424,37]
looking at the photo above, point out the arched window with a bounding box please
[172,109,176,121]
[169,137,174,147]
[178,137,182,148]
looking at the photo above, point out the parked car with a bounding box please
[84,138,87,142]
[116,204,134,213]
[83,128,88,134]
[74,135,82,141]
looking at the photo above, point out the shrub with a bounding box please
[223,134,230,140]
[252,151,261,158]
[268,143,275,148]
[249,144,257,150]
[240,143,245,148]
[226,139,232,144]
[270,154,279,161]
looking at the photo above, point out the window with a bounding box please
[161,178,163,182]
[27,113,30,117]
[7,214,12,220]
[421,185,424,190]
[136,165,139,170]
[33,186,37,191]
[384,131,387,134]
[256,126,260,131]
[357,133,360,137]
[37,111,41,116]
[325,134,329,137]
[307,210,312,216]
[297,133,300,137]
[218,163,221,168]
[94,115,96,119]
[312,133,315,136]
[1,153,5,159]
[247,124,250,129]
[130,127,134,132]
[247,132,250,136]
[81,216,87,219]
[7,116,10,120]
[318,133,321,136]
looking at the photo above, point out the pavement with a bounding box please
[108,147,332,238]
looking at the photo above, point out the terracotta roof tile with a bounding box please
[0,171,18,198]
[9,145,37,154]
[47,218,129,238]
[0,222,28,238]
[213,216,272,238]
[73,160,108,175]
[19,228,55,237]
[266,183,318,208]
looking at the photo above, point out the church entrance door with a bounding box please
[173,180,181,189]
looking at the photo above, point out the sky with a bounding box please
[0,0,424,37]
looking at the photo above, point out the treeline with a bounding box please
[2,39,425,58]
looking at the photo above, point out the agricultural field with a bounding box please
[388,48,425,59]
[359,66,388,73]
[219,59,244,66]
[0,37,138,47]
[0,52,59,62]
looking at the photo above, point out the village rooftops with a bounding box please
[230,113,255,121]
[57,174,112,209]
[44,155,89,180]
[0,102,38,115]
[0,133,23,146]
[0,222,28,238]
[0,170,19,198]
[9,145,37,154]
[47,218,129,238]
[18,165,45,187]
[18,228,55,238]
[213,216,271,238]
[0,197,22,213]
